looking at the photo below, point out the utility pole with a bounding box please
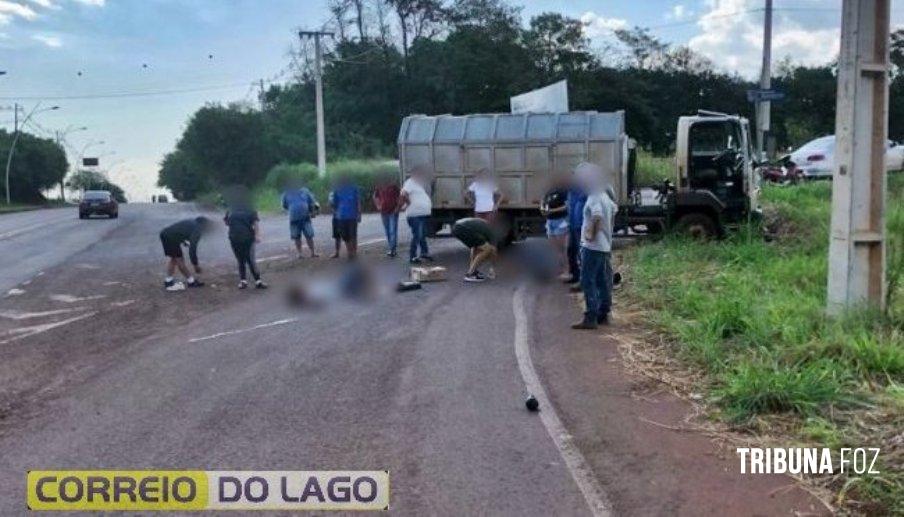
[298,30,334,177]
[5,103,18,205]
[827,0,890,314]
[55,130,65,202]
[756,0,773,161]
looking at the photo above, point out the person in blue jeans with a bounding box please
[398,168,433,264]
[281,181,319,259]
[572,164,618,330]
[565,180,587,286]
[373,175,401,257]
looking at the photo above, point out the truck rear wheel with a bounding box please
[676,213,717,239]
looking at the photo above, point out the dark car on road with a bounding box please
[79,190,119,219]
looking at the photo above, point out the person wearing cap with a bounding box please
[572,163,619,329]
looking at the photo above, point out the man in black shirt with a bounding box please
[159,216,211,291]
[451,217,498,283]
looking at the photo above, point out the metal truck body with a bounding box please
[397,110,758,239]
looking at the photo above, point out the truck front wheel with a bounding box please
[676,213,717,239]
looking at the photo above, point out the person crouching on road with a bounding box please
[225,198,268,290]
[331,174,362,260]
[572,163,618,330]
[281,179,319,259]
[160,216,211,291]
[398,166,434,264]
[451,217,498,283]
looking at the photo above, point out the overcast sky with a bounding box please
[0,0,900,200]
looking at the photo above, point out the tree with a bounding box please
[614,27,669,70]
[66,169,127,202]
[524,13,594,82]
[157,150,208,201]
[0,130,68,203]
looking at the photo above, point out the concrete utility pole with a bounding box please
[299,30,334,177]
[756,0,773,160]
[827,0,890,314]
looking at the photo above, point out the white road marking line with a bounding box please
[257,254,289,263]
[49,294,107,303]
[189,318,298,343]
[0,311,97,345]
[512,285,612,517]
[359,237,384,247]
[0,216,72,240]
[0,308,87,320]
[111,299,136,307]
[5,288,25,296]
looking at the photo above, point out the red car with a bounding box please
[79,190,119,219]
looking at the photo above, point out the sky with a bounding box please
[0,0,900,200]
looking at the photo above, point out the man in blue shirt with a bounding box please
[565,177,588,286]
[281,180,319,259]
[331,175,362,260]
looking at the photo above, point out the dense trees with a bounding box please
[158,0,904,199]
[0,130,68,203]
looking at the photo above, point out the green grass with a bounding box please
[624,174,904,512]
[635,150,674,186]
[0,200,68,214]
[251,158,398,214]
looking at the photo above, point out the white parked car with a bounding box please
[784,135,904,179]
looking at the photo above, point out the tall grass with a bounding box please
[635,150,674,186]
[251,158,398,213]
[625,174,904,512]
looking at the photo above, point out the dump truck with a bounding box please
[397,110,760,240]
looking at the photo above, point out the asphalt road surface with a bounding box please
[0,204,825,515]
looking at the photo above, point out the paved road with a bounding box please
[0,204,824,515]
[0,203,592,515]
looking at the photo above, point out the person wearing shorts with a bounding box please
[331,176,362,260]
[159,216,210,291]
[282,183,319,258]
[541,176,570,279]
[451,217,498,283]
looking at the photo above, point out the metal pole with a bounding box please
[299,30,333,177]
[314,34,327,177]
[756,0,773,161]
[56,130,65,202]
[827,0,890,314]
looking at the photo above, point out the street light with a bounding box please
[4,103,60,204]
[55,126,88,201]
[78,139,105,165]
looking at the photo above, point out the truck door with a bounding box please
[686,119,747,213]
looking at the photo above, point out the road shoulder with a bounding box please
[527,281,829,516]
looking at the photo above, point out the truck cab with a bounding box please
[671,112,760,236]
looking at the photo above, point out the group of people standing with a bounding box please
[158,162,618,330]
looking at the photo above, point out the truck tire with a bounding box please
[676,213,717,239]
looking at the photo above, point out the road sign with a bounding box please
[82,157,99,167]
[747,89,786,103]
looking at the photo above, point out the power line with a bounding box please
[0,82,257,101]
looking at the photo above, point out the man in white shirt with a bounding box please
[398,166,434,264]
[465,168,504,222]
[572,163,619,330]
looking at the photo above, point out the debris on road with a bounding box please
[396,281,422,292]
[525,395,539,412]
[410,266,447,282]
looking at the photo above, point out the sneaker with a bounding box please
[255,280,269,289]
[571,315,598,330]
[186,279,205,288]
[238,280,248,290]
[464,272,487,283]
[597,313,611,326]
[164,279,175,289]
[420,255,435,262]
[166,281,186,292]
[409,257,422,265]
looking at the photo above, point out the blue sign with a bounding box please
[747,89,786,103]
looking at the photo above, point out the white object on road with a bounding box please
[0,307,86,320]
[5,288,25,296]
[410,266,447,282]
[512,285,612,517]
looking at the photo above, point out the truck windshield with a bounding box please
[691,122,741,154]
